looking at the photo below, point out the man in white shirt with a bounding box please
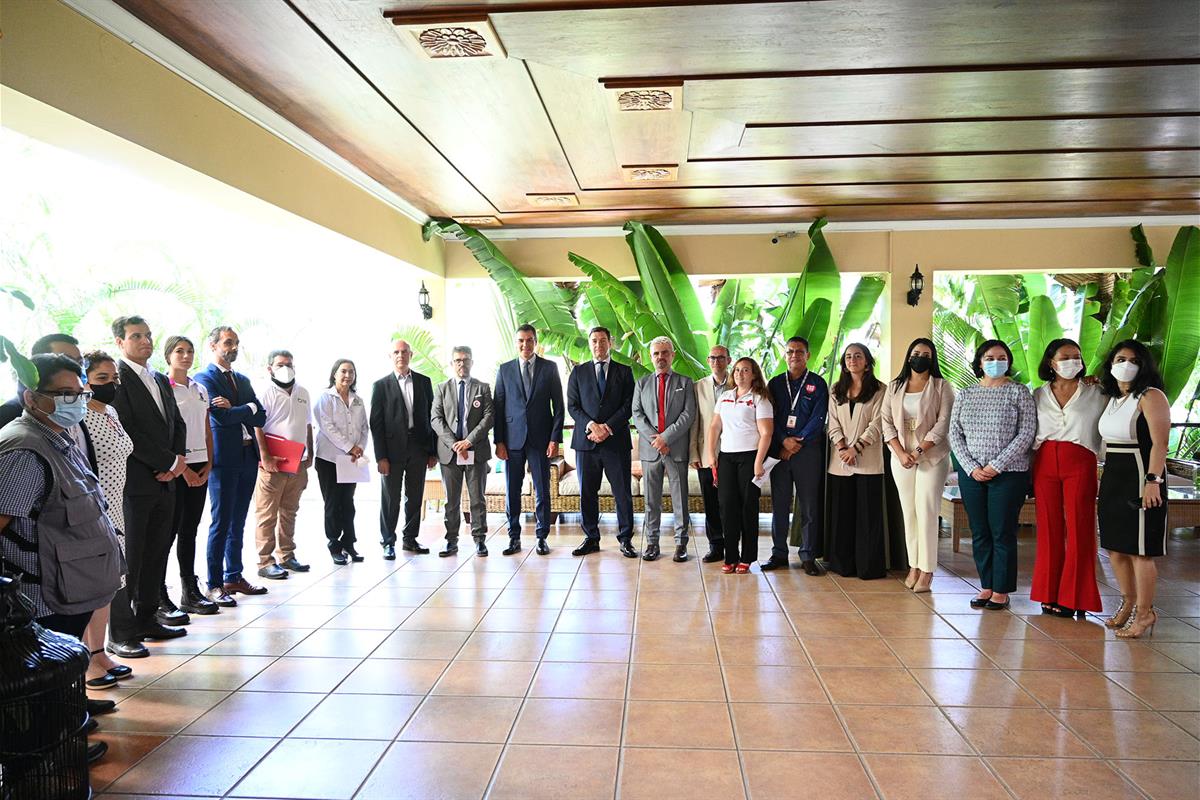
[689,344,731,563]
[252,350,314,579]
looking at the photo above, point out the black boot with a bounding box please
[179,576,219,615]
[157,585,190,626]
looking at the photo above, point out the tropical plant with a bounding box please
[1,286,38,388]
[392,324,450,384]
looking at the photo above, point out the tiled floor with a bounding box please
[90,495,1199,799]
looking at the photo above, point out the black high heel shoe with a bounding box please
[343,545,365,563]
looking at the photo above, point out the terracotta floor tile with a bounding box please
[741,751,874,800]
[617,747,746,800]
[635,590,708,611]
[247,604,342,628]
[142,629,231,655]
[87,732,168,792]
[804,637,904,667]
[242,656,361,693]
[398,605,488,631]
[840,705,973,754]
[554,608,635,634]
[423,587,504,607]
[867,613,963,638]
[887,638,994,669]
[635,609,715,635]
[433,659,538,696]
[564,589,637,610]
[722,664,827,703]
[1107,671,1200,712]
[943,613,1047,639]
[909,668,1038,708]
[511,698,624,746]
[708,610,794,637]
[864,754,1010,800]
[624,699,736,748]
[355,585,438,606]
[543,632,633,662]
[818,667,933,705]
[230,737,388,798]
[529,661,629,699]
[357,741,501,800]
[372,628,469,659]
[382,568,454,588]
[106,735,277,795]
[321,605,409,630]
[791,612,880,638]
[150,654,276,691]
[629,662,726,701]
[847,593,936,613]
[944,706,1095,757]
[1008,670,1147,709]
[285,627,391,658]
[777,592,859,614]
[706,591,783,613]
[730,702,852,751]
[1163,711,1200,738]
[476,606,562,632]
[398,695,523,743]
[716,634,810,666]
[489,744,619,800]
[289,693,421,739]
[1148,641,1200,672]
[183,690,323,736]
[97,653,192,690]
[1115,758,1200,800]
[335,658,449,694]
[1055,709,1200,760]
[973,639,1091,670]
[98,688,230,733]
[491,588,570,609]
[631,634,719,664]
[204,626,316,656]
[986,757,1142,799]
[456,630,551,661]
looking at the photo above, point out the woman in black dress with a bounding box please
[1096,340,1171,639]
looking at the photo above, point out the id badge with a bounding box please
[786,415,797,429]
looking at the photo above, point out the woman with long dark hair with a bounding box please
[881,337,955,592]
[1097,340,1170,638]
[826,343,887,579]
[314,358,369,564]
[1030,338,1106,618]
[706,356,773,574]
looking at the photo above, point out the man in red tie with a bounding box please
[632,337,697,562]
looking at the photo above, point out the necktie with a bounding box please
[225,370,238,398]
[596,361,607,399]
[657,373,667,434]
[457,379,466,440]
[522,359,533,398]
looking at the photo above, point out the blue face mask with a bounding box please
[982,360,1009,379]
[37,393,88,428]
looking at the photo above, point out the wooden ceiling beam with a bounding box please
[691,146,1200,163]
[383,1,768,25]
[745,111,1200,128]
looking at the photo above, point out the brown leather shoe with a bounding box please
[223,576,268,595]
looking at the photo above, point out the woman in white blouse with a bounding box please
[314,358,369,565]
[881,338,955,593]
[1030,338,1106,618]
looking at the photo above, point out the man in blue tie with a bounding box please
[566,327,637,558]
[492,325,564,556]
[431,346,493,557]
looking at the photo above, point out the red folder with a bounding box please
[264,434,304,474]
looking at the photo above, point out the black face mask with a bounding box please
[90,382,118,405]
[909,356,932,374]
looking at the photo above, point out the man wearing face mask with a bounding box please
[252,350,314,579]
[194,326,268,606]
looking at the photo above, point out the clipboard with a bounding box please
[264,434,304,474]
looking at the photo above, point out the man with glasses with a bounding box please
[689,345,732,562]
[431,346,493,557]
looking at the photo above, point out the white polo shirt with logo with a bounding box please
[260,382,312,459]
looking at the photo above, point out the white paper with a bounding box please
[751,456,781,489]
[335,454,371,484]
[456,449,475,465]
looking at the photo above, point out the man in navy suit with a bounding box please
[493,324,564,555]
[194,327,268,606]
[566,327,637,558]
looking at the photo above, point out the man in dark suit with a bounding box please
[431,346,493,558]
[370,338,437,559]
[566,326,636,558]
[194,326,268,605]
[493,324,564,556]
[107,316,189,657]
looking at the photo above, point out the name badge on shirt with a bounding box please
[786,415,797,429]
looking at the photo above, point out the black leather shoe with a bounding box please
[206,587,237,607]
[158,585,182,615]
[87,740,108,764]
[257,564,288,580]
[382,544,396,560]
[673,545,689,562]
[502,540,522,556]
[760,557,789,571]
[180,576,219,615]
[702,545,724,563]
[969,595,992,609]
[343,546,365,563]
[401,542,430,555]
[107,664,133,680]
[984,597,1011,611]
[536,540,550,555]
[279,557,310,572]
[156,607,190,626]
[439,544,459,557]
[106,640,149,659]
[801,560,825,576]
[643,543,661,561]
[572,539,600,557]
[140,622,187,640]
[86,672,119,689]
[475,540,488,557]
[619,541,638,559]
[87,698,117,715]
[331,551,349,565]
[83,717,99,735]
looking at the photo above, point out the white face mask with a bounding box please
[272,365,295,384]
[1053,359,1083,379]
[1110,361,1140,383]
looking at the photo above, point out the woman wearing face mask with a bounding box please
[1030,339,1106,618]
[79,352,136,688]
[825,343,887,579]
[1097,340,1170,639]
[949,340,1037,610]
[881,338,955,593]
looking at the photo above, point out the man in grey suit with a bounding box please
[431,346,494,558]
[632,336,696,562]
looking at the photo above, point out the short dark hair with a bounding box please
[208,325,236,345]
[267,349,293,365]
[111,315,148,339]
[31,333,79,356]
[28,353,84,392]
[1099,339,1166,398]
[327,358,357,392]
[516,324,537,339]
[1037,338,1085,383]
[786,336,810,350]
[891,337,943,387]
[162,335,194,362]
[82,350,116,374]
[588,326,611,340]
[971,339,1014,378]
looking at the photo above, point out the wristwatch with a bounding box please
[1144,473,1164,484]
[914,446,924,455]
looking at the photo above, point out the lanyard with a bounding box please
[785,370,809,415]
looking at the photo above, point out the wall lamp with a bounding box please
[906,265,925,307]
[418,281,433,320]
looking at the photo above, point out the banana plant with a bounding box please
[1157,226,1200,404]
[821,275,886,380]
[760,217,840,370]
[1,286,38,388]
[623,221,711,364]
[391,324,449,384]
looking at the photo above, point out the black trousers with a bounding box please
[697,465,723,544]
[171,468,209,581]
[379,450,428,546]
[827,473,886,579]
[38,610,94,640]
[316,457,358,550]
[717,450,762,565]
[578,444,634,542]
[111,484,176,641]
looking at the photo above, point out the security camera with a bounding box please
[771,231,798,245]
[771,236,780,245]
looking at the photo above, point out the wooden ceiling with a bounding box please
[113,0,1200,227]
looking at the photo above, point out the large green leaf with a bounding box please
[1077,283,1103,369]
[0,335,38,389]
[1025,294,1064,387]
[969,274,1029,379]
[795,298,832,371]
[1158,225,1200,404]
[391,324,449,383]
[761,217,840,367]
[1130,223,1156,267]
[711,279,758,355]
[838,276,886,334]
[623,221,709,363]
[934,302,985,390]
[1,286,35,310]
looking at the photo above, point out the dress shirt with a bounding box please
[216,363,256,440]
[314,389,369,462]
[121,357,165,417]
[1033,381,1106,454]
[395,371,415,430]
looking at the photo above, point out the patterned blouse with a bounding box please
[948,381,1037,474]
[85,404,134,534]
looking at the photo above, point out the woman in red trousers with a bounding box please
[1030,339,1106,617]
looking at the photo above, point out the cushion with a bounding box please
[485,469,531,496]
[557,471,639,497]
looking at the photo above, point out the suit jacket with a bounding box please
[688,375,730,468]
[566,360,634,452]
[632,371,696,463]
[826,389,885,476]
[113,361,187,493]
[880,377,955,464]
[193,363,266,469]
[370,370,435,462]
[493,355,564,451]
[431,376,494,465]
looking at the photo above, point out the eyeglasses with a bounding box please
[707,355,729,361]
[37,390,93,404]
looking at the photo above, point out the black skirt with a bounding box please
[826,473,887,579]
[1099,417,1167,557]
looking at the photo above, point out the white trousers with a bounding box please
[891,433,950,573]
